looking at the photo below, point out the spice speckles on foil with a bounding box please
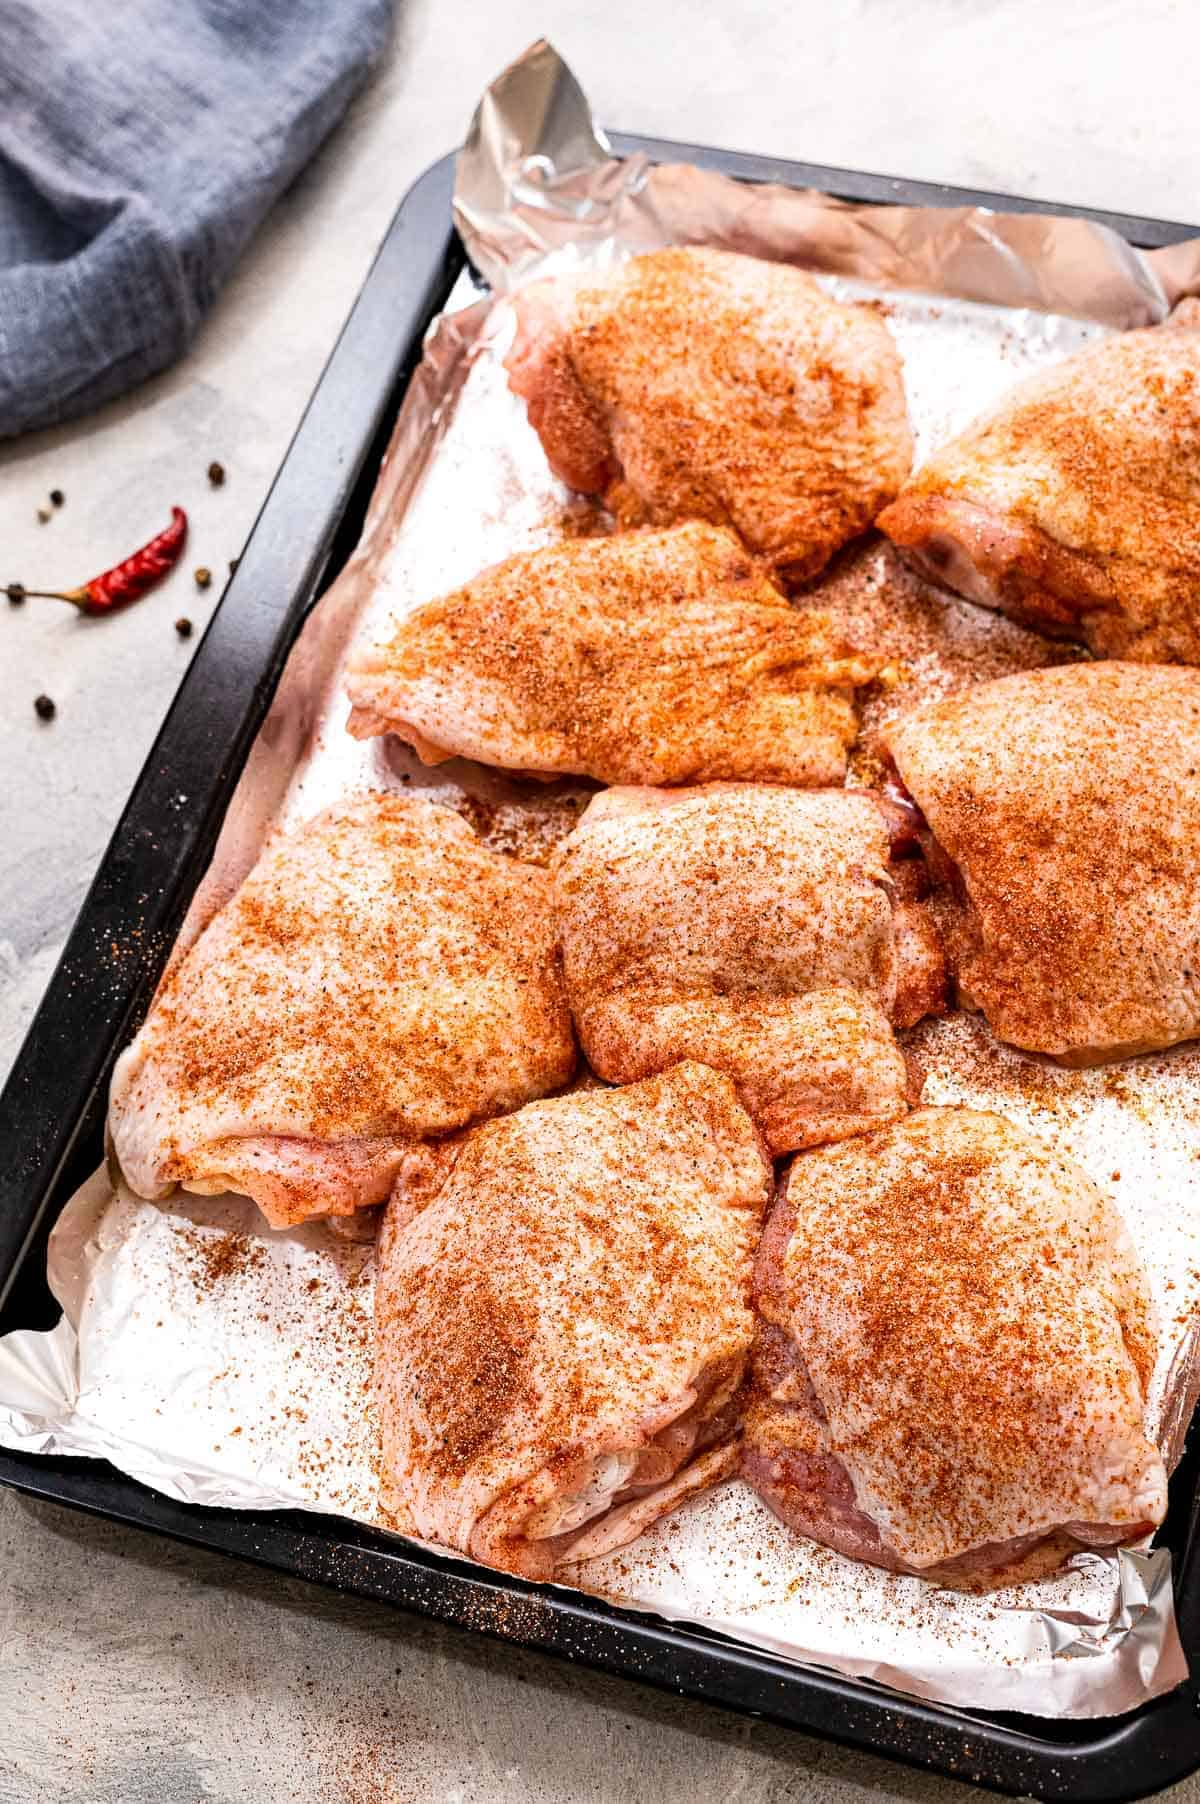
[2,39,1198,1723]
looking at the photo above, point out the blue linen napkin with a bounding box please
[0,0,392,438]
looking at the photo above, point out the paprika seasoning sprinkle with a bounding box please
[6,506,188,616]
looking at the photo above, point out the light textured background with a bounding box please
[1,3,1197,1799]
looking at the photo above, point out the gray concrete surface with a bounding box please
[2,3,1198,1798]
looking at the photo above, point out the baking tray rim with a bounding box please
[1,136,1199,1802]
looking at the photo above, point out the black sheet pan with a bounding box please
[2,136,1199,1801]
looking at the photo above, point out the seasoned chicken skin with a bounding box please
[885,661,1200,1063]
[744,1107,1166,1589]
[551,784,945,1154]
[109,795,575,1227]
[878,302,1200,662]
[346,523,874,787]
[375,1063,770,1580]
[505,246,913,581]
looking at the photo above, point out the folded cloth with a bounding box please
[0,0,392,437]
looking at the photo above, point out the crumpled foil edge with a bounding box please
[1,37,1196,1724]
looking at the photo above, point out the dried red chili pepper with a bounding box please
[8,506,188,616]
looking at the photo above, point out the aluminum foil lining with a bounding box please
[2,37,1198,1721]
[455,38,1200,323]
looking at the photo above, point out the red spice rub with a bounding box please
[744,1106,1165,1585]
[878,300,1200,662]
[374,1062,770,1581]
[506,246,913,581]
[108,793,575,1227]
[552,781,945,1153]
[885,661,1200,1061]
[345,522,876,788]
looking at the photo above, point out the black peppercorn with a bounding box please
[175,616,193,638]
[7,582,26,605]
[34,694,56,721]
[50,489,64,508]
[207,461,226,487]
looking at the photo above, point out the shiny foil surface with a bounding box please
[3,38,1199,1718]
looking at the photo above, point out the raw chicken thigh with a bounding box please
[346,523,874,787]
[551,783,945,1153]
[374,1062,770,1579]
[505,246,912,582]
[884,661,1200,1062]
[878,302,1200,662]
[744,1107,1166,1588]
[108,795,575,1227]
